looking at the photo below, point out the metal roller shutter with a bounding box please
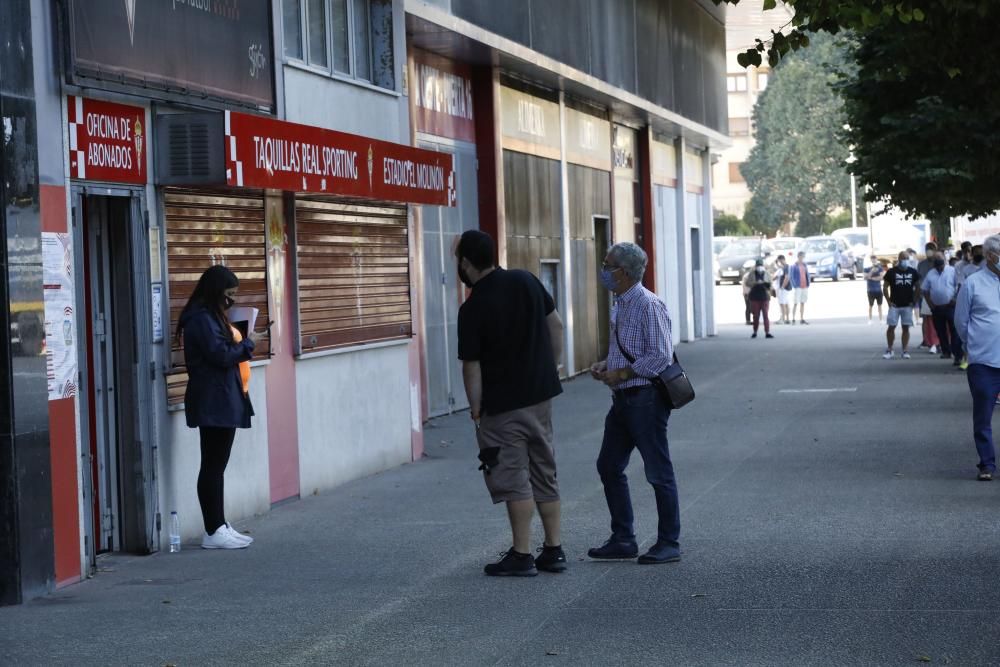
[163,188,271,406]
[294,196,411,352]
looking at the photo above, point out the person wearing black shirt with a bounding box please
[881,251,922,360]
[456,230,566,577]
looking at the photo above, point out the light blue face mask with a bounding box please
[600,268,619,291]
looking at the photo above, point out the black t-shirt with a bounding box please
[457,268,562,415]
[883,266,920,307]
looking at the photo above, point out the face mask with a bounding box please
[755,267,764,275]
[934,259,945,270]
[989,254,1000,272]
[457,260,474,288]
[600,268,619,291]
[223,296,235,310]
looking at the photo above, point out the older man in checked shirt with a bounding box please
[588,242,681,565]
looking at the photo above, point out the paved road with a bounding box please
[715,278,881,326]
[3,308,998,665]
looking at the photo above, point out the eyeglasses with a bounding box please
[601,262,622,271]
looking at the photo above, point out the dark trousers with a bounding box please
[931,304,962,359]
[596,386,680,547]
[744,294,752,324]
[198,426,237,534]
[967,364,1000,473]
[750,299,771,334]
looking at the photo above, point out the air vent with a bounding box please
[155,113,225,185]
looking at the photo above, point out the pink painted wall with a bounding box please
[265,196,300,503]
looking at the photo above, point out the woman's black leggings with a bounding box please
[197,426,236,535]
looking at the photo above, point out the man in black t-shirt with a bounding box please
[881,251,922,359]
[456,230,565,577]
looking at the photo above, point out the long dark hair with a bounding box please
[176,264,240,343]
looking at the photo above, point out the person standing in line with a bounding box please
[773,254,793,324]
[955,241,973,275]
[865,255,886,324]
[783,251,811,324]
[958,244,985,288]
[922,251,962,367]
[955,234,1000,481]
[177,265,266,550]
[455,230,567,577]
[742,258,774,338]
[916,242,938,349]
[881,251,921,360]
[589,242,681,565]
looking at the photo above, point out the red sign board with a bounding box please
[411,49,476,143]
[225,111,456,207]
[67,96,147,184]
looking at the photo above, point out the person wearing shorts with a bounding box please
[456,230,566,577]
[784,251,811,324]
[865,256,885,323]
[882,251,921,359]
[773,255,793,324]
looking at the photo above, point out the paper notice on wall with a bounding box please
[42,232,78,401]
[151,283,164,343]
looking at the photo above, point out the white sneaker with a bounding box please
[901,351,911,359]
[929,345,938,354]
[225,523,254,545]
[882,350,895,360]
[201,527,249,550]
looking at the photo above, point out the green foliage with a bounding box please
[841,5,1000,220]
[719,0,1000,221]
[717,1,992,75]
[741,33,853,239]
[713,211,754,236]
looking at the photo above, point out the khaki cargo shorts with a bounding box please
[476,400,559,504]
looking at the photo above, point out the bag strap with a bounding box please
[614,315,678,371]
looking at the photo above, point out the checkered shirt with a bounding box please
[608,282,674,390]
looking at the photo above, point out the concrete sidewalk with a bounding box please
[3,319,1000,666]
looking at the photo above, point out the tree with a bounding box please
[741,32,853,238]
[840,9,1000,221]
[713,211,750,236]
[717,0,1000,222]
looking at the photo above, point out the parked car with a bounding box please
[831,228,870,273]
[762,237,803,269]
[713,236,736,258]
[715,237,764,284]
[799,235,857,281]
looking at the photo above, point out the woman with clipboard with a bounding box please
[176,265,269,550]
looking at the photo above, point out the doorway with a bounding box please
[594,216,611,359]
[75,190,157,562]
[418,139,478,418]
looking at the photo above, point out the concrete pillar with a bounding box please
[674,137,695,342]
[557,91,575,376]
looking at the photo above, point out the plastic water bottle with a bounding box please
[169,512,181,553]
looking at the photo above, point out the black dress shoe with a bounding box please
[638,543,681,565]
[535,545,568,573]
[588,539,639,560]
[484,548,537,577]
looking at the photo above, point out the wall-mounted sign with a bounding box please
[225,111,456,206]
[685,148,705,191]
[565,107,612,172]
[651,138,678,187]
[67,96,147,184]
[412,50,475,143]
[613,125,638,178]
[500,87,561,160]
[67,0,274,110]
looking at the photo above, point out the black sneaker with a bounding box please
[587,539,639,560]
[484,548,538,577]
[535,545,567,573]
